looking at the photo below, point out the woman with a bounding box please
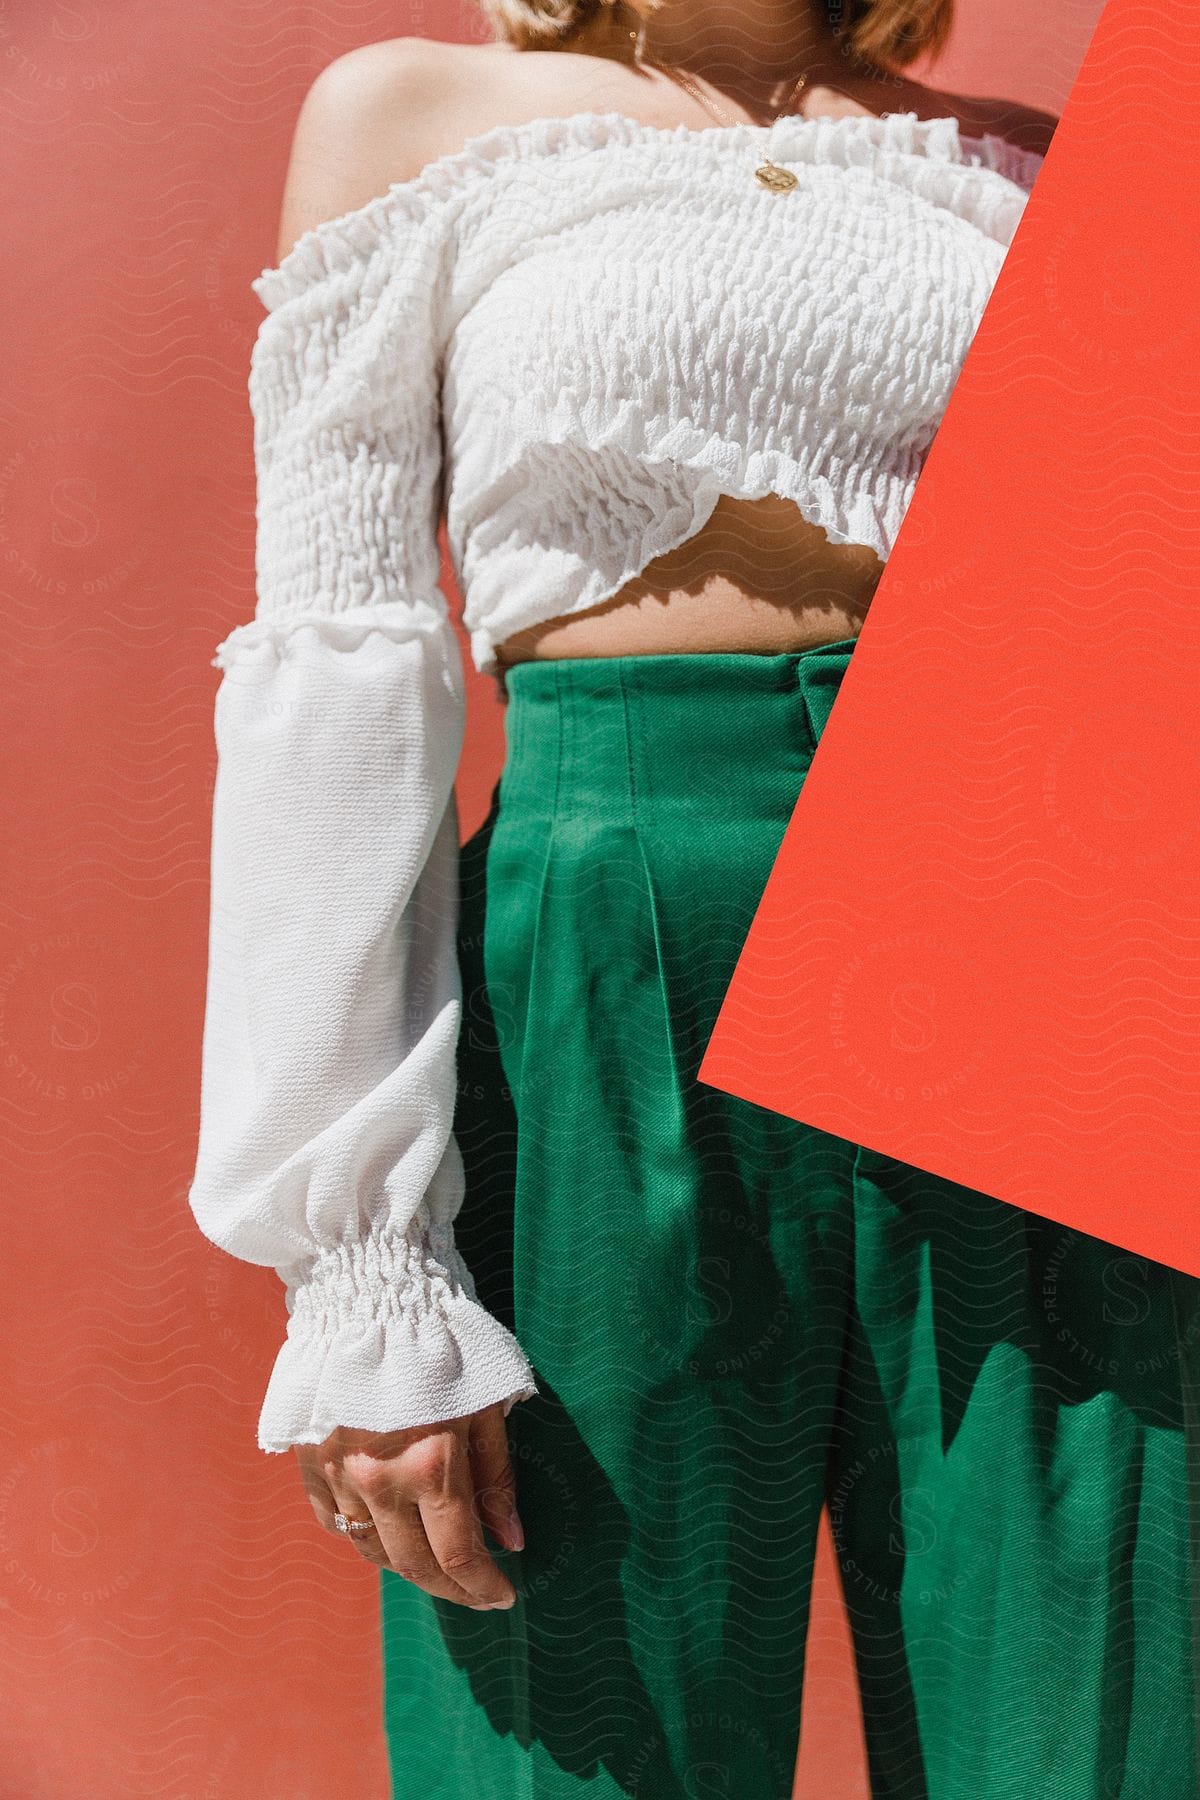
[189,2,1199,1795]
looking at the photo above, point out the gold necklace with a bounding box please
[625,18,810,193]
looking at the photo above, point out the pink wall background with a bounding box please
[0,2,1103,1795]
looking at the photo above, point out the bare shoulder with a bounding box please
[957,94,1059,157]
[271,37,510,264]
[985,99,1059,158]
[898,74,1059,156]
[267,35,705,262]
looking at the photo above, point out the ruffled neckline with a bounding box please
[251,107,1025,312]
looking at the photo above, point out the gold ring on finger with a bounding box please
[333,1511,376,1538]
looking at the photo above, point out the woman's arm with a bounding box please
[189,45,538,1463]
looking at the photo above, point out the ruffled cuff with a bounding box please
[257,1215,539,1453]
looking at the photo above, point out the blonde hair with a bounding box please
[475,0,955,70]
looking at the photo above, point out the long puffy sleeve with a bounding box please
[189,188,538,1453]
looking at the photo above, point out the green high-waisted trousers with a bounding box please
[381,643,1200,1800]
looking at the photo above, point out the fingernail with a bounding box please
[506,1511,525,1551]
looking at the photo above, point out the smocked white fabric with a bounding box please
[189,108,1045,1453]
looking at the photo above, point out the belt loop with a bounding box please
[794,638,856,755]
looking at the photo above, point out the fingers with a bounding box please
[295,1421,520,1611]
[408,1429,517,1609]
[469,1403,525,1553]
[298,1455,344,1536]
[305,1425,518,1612]
[320,1457,392,1571]
[370,1499,466,1599]
[338,1452,481,1604]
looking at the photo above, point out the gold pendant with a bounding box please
[754,159,798,193]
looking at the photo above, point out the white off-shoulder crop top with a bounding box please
[188,107,1045,1453]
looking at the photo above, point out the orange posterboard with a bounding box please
[700,0,1200,1277]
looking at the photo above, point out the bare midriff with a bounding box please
[491,493,885,677]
